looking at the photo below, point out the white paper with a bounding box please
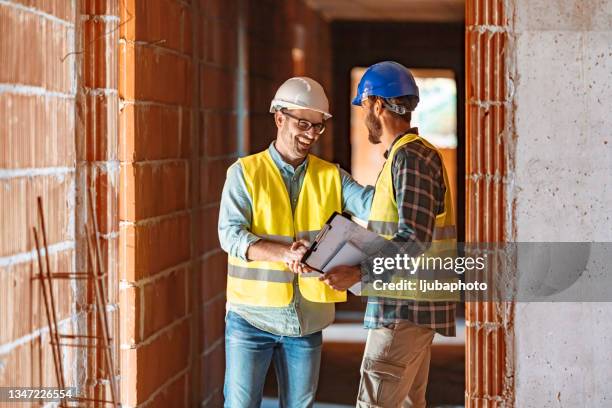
[321,241,367,295]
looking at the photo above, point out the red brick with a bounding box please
[120,42,191,105]
[181,108,193,159]
[0,248,75,345]
[120,0,183,53]
[247,39,275,78]
[0,94,76,168]
[84,93,119,162]
[200,0,237,21]
[120,161,189,221]
[142,267,188,338]
[120,285,141,344]
[202,17,237,67]
[0,5,75,93]
[200,158,233,205]
[0,175,74,258]
[119,213,191,281]
[94,169,120,235]
[81,0,119,16]
[200,296,225,352]
[250,76,276,114]
[99,236,120,303]
[182,6,193,55]
[119,104,190,161]
[118,40,135,99]
[13,0,76,22]
[200,343,225,400]
[198,205,220,254]
[200,65,236,110]
[137,319,190,402]
[203,389,224,408]
[200,250,227,300]
[201,111,238,157]
[0,333,67,390]
[248,113,277,152]
[146,373,187,408]
[83,19,119,90]
[121,339,139,406]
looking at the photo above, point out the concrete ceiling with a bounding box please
[304,0,465,22]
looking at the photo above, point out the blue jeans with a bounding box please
[223,311,322,408]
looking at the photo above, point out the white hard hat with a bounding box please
[269,77,332,119]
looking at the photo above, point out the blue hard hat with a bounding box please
[352,61,419,107]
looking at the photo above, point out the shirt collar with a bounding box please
[268,141,309,174]
[384,127,419,159]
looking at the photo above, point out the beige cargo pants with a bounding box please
[356,321,435,408]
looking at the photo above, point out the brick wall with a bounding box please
[465,0,515,406]
[1,0,123,403]
[1,0,332,406]
[118,1,333,405]
[245,0,334,159]
[118,0,236,406]
[0,0,80,399]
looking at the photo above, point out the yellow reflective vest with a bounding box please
[367,133,460,301]
[226,150,347,307]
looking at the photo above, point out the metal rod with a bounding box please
[50,342,112,349]
[85,225,119,407]
[87,187,119,406]
[33,227,63,397]
[60,334,111,340]
[37,197,67,407]
[34,272,107,280]
[70,396,119,405]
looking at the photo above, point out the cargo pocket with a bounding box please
[358,358,405,407]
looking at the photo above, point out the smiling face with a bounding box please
[274,109,325,164]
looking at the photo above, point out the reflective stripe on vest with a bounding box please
[367,134,460,301]
[226,150,347,307]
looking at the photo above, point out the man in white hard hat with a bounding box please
[218,77,374,407]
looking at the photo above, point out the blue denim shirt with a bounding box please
[218,142,373,336]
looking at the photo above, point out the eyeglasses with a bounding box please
[281,110,326,135]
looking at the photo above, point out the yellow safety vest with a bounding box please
[226,150,347,307]
[366,133,460,301]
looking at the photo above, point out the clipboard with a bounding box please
[301,212,386,272]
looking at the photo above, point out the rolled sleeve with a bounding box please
[218,161,261,260]
[339,167,374,221]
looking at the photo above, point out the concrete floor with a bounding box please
[262,399,350,408]
[263,319,465,406]
[262,398,462,408]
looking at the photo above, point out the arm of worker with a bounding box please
[338,167,375,221]
[247,239,308,264]
[218,161,307,265]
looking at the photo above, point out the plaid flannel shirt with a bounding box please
[363,130,456,337]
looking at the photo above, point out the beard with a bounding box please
[365,108,383,144]
[281,126,312,158]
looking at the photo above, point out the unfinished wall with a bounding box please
[118,0,232,406]
[0,0,332,405]
[1,0,123,403]
[117,0,333,406]
[0,0,83,401]
[246,0,334,159]
[512,0,612,406]
[464,0,515,406]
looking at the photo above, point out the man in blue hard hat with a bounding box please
[321,61,457,408]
